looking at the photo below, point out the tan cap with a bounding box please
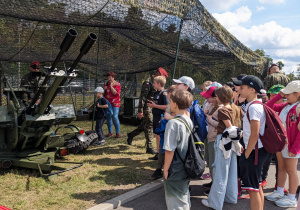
[281,80,300,94]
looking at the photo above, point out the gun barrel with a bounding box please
[68,33,97,73]
[50,29,78,71]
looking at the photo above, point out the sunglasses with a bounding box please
[31,65,40,69]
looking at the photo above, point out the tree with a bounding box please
[255,49,273,65]
[276,61,285,70]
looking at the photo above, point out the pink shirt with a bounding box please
[104,82,121,107]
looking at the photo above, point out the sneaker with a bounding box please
[261,180,267,187]
[148,153,158,160]
[146,148,157,154]
[115,133,120,138]
[204,189,210,196]
[203,181,212,189]
[275,196,297,208]
[105,133,113,137]
[265,190,284,201]
[92,140,105,146]
[127,133,133,145]
[151,169,163,179]
[201,199,212,208]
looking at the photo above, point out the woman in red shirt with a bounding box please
[104,72,121,138]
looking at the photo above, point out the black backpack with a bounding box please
[175,116,206,179]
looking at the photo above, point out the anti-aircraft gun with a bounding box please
[0,29,98,177]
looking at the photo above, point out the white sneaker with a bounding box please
[275,196,297,208]
[201,199,212,208]
[265,190,284,201]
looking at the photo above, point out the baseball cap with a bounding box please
[231,74,247,86]
[30,61,40,68]
[281,80,300,94]
[234,75,264,93]
[173,76,195,90]
[94,87,104,93]
[201,86,217,98]
[267,84,285,94]
[207,82,222,89]
[158,67,168,78]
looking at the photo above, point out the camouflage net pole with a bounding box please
[171,18,183,83]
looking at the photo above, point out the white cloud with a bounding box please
[256,6,265,12]
[212,7,300,74]
[259,0,286,4]
[200,0,240,12]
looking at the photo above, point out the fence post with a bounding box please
[171,19,184,84]
[92,28,100,130]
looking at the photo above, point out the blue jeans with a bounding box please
[207,134,238,210]
[106,107,120,134]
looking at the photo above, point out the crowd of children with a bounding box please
[93,70,300,210]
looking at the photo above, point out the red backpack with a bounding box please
[246,101,287,165]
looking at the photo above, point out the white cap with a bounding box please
[94,87,104,93]
[281,80,300,94]
[173,76,195,90]
[206,82,222,89]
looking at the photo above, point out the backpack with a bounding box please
[174,116,206,179]
[98,97,113,118]
[246,101,287,165]
[189,100,207,142]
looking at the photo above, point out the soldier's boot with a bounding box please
[127,133,133,145]
[146,148,157,154]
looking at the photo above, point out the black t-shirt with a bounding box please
[152,90,169,118]
[95,98,107,119]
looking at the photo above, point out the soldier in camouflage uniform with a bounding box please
[264,64,290,91]
[126,67,168,154]
[20,61,41,107]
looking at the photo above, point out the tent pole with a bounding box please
[92,28,100,130]
[171,19,184,84]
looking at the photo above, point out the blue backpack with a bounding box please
[98,97,113,118]
[189,100,207,142]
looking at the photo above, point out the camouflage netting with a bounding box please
[0,0,266,80]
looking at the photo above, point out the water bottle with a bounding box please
[160,113,164,121]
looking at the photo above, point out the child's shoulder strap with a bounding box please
[174,116,191,134]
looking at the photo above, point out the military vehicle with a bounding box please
[0,29,98,177]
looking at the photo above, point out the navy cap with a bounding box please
[234,75,264,93]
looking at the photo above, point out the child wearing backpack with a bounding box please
[93,87,109,146]
[163,89,193,210]
[200,86,222,194]
[202,86,241,209]
[236,75,268,210]
[265,80,300,208]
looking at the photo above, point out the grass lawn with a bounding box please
[0,120,158,210]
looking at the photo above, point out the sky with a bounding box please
[200,0,300,75]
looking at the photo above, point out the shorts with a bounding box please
[239,147,268,192]
[282,145,300,159]
[153,116,161,133]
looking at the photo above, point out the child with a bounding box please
[202,86,241,209]
[265,80,300,208]
[152,86,176,179]
[147,76,169,160]
[236,75,267,210]
[200,86,223,194]
[202,81,212,111]
[163,89,193,210]
[93,87,108,146]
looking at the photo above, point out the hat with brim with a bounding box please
[201,86,217,98]
[236,75,264,93]
[94,87,104,93]
[281,80,300,94]
[173,76,195,90]
[231,74,247,86]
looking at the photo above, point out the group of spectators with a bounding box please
[93,64,300,210]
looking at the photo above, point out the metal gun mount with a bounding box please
[0,29,98,177]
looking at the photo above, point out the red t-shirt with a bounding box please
[104,82,121,107]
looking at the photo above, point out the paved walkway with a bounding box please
[116,163,299,210]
